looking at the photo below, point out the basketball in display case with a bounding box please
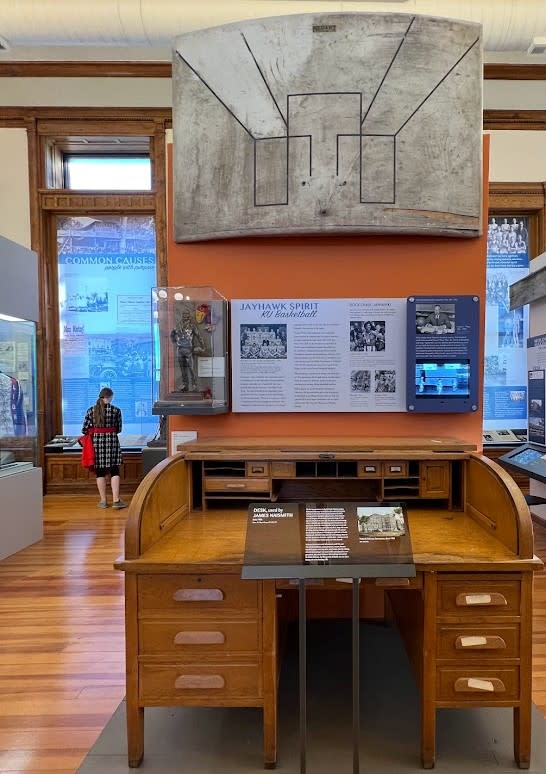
[152,286,229,415]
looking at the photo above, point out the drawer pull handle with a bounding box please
[173,589,224,602]
[364,466,376,472]
[454,677,505,693]
[226,483,247,488]
[174,631,225,645]
[456,593,507,607]
[389,466,402,473]
[456,635,506,650]
[175,674,225,689]
[251,466,264,474]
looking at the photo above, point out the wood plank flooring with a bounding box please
[0,494,545,773]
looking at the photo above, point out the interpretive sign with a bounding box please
[242,501,414,579]
[406,295,480,413]
[231,298,406,412]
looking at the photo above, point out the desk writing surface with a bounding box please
[115,507,539,573]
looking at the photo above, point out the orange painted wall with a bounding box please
[167,137,489,448]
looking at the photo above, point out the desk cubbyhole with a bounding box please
[296,461,316,477]
[337,461,358,477]
[204,461,246,477]
[316,461,337,477]
[275,478,381,502]
[408,461,420,476]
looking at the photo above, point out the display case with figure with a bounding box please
[152,286,229,414]
[0,313,38,474]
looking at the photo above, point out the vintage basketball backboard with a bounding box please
[173,13,482,242]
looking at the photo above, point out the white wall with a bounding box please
[488,130,546,181]
[0,78,171,107]
[0,128,31,248]
[484,80,546,111]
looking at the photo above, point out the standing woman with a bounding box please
[81,387,126,509]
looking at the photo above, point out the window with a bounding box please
[57,214,157,435]
[64,155,152,190]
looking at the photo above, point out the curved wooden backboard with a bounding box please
[173,12,482,241]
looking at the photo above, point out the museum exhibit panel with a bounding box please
[0,236,42,560]
[115,436,542,770]
[152,286,229,415]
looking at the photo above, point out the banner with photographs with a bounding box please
[484,215,529,434]
[231,298,406,412]
[57,215,157,435]
[527,335,546,446]
[406,295,480,413]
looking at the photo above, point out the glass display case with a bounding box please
[0,313,38,476]
[152,286,229,415]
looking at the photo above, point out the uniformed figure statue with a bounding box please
[170,305,205,392]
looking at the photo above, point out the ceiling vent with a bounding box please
[528,36,546,55]
[0,34,9,50]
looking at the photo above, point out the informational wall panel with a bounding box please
[173,13,482,241]
[231,298,406,412]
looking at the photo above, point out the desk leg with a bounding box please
[513,706,531,769]
[421,573,436,769]
[352,579,360,774]
[515,572,532,769]
[299,578,307,774]
[125,575,144,767]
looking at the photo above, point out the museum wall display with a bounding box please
[0,237,42,560]
[173,12,482,242]
[166,135,489,444]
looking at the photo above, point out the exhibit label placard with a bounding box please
[242,501,415,579]
[231,298,406,412]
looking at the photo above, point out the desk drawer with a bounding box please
[437,666,519,702]
[437,624,519,660]
[204,477,270,493]
[139,662,262,703]
[437,579,520,617]
[139,620,260,656]
[139,575,259,614]
[382,461,409,477]
[357,462,381,478]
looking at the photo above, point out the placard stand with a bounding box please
[242,501,415,774]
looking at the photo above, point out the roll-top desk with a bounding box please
[114,436,542,769]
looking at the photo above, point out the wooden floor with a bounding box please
[0,495,545,774]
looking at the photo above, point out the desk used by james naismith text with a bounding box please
[114,436,543,769]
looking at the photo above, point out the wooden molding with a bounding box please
[0,61,545,81]
[484,63,546,80]
[0,61,172,78]
[484,110,546,130]
[0,106,172,128]
[489,182,545,211]
[39,191,156,211]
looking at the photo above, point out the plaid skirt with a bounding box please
[81,405,123,469]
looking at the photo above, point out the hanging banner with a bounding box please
[484,216,529,433]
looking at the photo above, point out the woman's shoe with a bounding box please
[112,499,127,509]
[98,500,109,508]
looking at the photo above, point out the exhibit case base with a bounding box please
[0,465,42,560]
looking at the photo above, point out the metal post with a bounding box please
[299,578,307,774]
[352,578,360,774]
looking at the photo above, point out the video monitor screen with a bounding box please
[415,360,470,397]
[511,448,545,466]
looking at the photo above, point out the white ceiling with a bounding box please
[0,1,545,62]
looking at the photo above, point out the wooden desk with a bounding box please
[114,437,542,769]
